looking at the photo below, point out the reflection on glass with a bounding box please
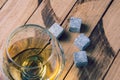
[2,24,64,80]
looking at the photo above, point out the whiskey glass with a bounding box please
[2,24,64,80]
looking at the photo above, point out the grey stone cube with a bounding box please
[69,17,82,32]
[73,51,88,67]
[74,33,90,50]
[49,23,64,38]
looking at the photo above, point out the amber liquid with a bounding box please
[3,38,61,80]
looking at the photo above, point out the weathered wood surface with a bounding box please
[0,0,7,9]
[0,0,39,48]
[103,0,120,79]
[105,51,120,80]
[102,0,120,53]
[64,0,120,80]
[58,0,113,80]
[0,0,77,79]
[27,0,77,27]
[0,0,120,80]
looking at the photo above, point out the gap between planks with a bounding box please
[0,0,7,9]
[0,0,77,79]
[1,0,119,80]
[64,0,120,79]
[0,0,42,48]
[57,0,116,80]
[27,0,77,28]
[103,49,120,80]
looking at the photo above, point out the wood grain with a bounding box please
[0,0,77,79]
[0,0,77,78]
[103,0,120,79]
[27,0,77,28]
[64,21,115,80]
[105,51,120,80]
[102,0,120,53]
[57,0,113,80]
[0,0,7,9]
[27,0,77,78]
[0,0,39,48]
[0,0,119,79]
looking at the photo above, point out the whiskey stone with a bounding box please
[73,51,88,67]
[49,23,64,38]
[69,17,82,32]
[74,33,90,50]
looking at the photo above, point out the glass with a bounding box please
[2,24,65,80]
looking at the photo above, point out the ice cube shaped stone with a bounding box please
[49,23,64,38]
[69,17,82,32]
[73,51,88,67]
[74,34,90,50]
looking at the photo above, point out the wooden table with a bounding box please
[0,0,120,80]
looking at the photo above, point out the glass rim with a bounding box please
[5,24,57,69]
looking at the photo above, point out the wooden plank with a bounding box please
[27,0,77,78]
[57,0,113,80]
[103,0,120,79]
[27,0,87,80]
[102,0,120,53]
[0,0,39,48]
[105,51,120,80]
[0,0,77,79]
[65,0,120,79]
[27,0,77,28]
[0,0,7,9]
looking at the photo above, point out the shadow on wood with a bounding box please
[59,30,71,42]
[77,19,115,80]
[41,0,59,28]
[38,0,42,6]
[77,0,97,4]
[80,24,89,33]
